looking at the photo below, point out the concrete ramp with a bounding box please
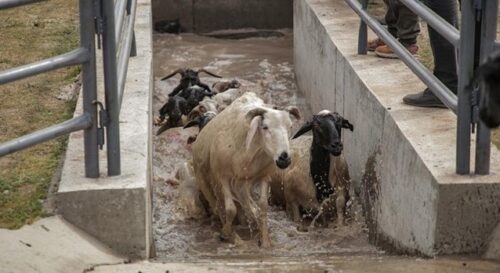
[0,216,125,273]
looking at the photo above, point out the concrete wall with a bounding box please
[152,0,292,33]
[294,0,500,256]
[57,0,154,259]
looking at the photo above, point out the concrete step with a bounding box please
[91,256,500,273]
[0,216,125,273]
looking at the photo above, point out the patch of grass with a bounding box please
[0,0,79,229]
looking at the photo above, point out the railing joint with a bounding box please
[93,100,108,150]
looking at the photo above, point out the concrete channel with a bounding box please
[45,0,500,271]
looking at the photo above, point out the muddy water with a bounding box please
[151,31,499,272]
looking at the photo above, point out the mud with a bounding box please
[151,31,499,271]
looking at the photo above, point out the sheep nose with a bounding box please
[276,152,291,169]
[279,152,289,160]
[332,142,343,149]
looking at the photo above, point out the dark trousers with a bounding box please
[424,0,458,93]
[383,0,420,46]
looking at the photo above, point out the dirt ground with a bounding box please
[0,0,80,229]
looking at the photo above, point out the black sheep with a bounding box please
[160,68,221,98]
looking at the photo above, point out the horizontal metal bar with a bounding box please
[115,0,127,43]
[0,48,89,85]
[345,0,458,112]
[117,0,137,107]
[0,114,92,157]
[0,0,44,9]
[399,0,460,48]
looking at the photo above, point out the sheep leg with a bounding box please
[335,188,346,227]
[220,178,241,244]
[258,180,271,248]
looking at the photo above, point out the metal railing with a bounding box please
[0,0,137,177]
[346,0,498,175]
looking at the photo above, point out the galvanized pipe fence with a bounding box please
[346,0,497,175]
[0,0,137,177]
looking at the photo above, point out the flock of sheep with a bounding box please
[155,68,354,248]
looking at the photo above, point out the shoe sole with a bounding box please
[375,51,419,59]
[402,100,448,109]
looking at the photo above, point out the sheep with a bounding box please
[270,110,354,230]
[470,50,500,128]
[213,88,245,111]
[155,85,215,136]
[161,68,222,98]
[187,97,219,120]
[212,79,241,93]
[155,95,190,136]
[184,111,217,144]
[191,92,300,247]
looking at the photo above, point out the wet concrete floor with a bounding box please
[151,31,500,271]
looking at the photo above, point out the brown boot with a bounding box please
[375,44,418,59]
[367,38,385,52]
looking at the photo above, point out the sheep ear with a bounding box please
[286,106,301,120]
[245,108,267,123]
[342,119,354,131]
[246,115,262,151]
[197,68,222,78]
[160,68,184,81]
[184,118,200,129]
[293,121,312,139]
[187,135,197,144]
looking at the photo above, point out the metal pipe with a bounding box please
[79,0,100,178]
[345,0,458,111]
[0,48,89,85]
[117,0,137,107]
[0,115,92,157]
[102,0,121,176]
[0,0,44,9]
[475,0,498,175]
[357,0,368,55]
[399,0,460,48]
[114,0,127,44]
[456,0,476,174]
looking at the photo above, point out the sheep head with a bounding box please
[246,107,296,169]
[293,110,353,156]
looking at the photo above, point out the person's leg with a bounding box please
[394,1,420,47]
[375,0,419,58]
[403,0,458,107]
[369,0,397,51]
[384,0,398,38]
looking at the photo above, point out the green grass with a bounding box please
[0,0,79,229]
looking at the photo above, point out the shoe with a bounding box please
[402,89,447,108]
[375,43,418,59]
[367,38,385,52]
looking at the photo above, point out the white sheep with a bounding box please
[191,92,299,247]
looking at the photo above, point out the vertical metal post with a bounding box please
[80,0,99,177]
[456,0,476,174]
[358,0,368,55]
[102,0,121,176]
[475,0,497,174]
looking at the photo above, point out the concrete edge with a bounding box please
[56,0,153,259]
[294,0,500,256]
